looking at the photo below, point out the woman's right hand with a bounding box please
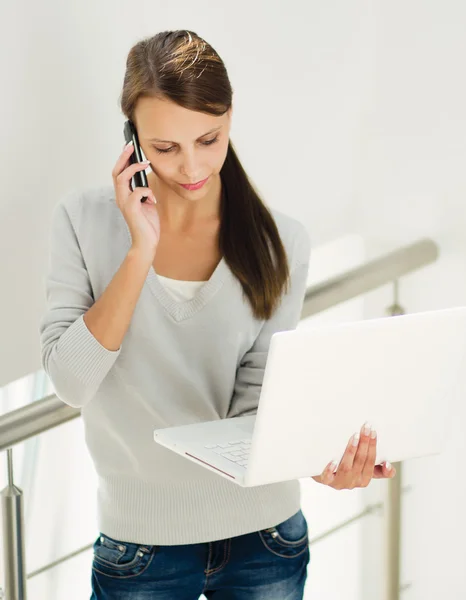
[112,141,161,256]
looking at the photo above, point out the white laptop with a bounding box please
[154,306,466,487]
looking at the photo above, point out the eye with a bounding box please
[201,135,219,147]
[152,136,219,155]
[153,146,174,155]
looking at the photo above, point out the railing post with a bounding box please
[384,281,404,600]
[386,461,402,600]
[1,449,28,599]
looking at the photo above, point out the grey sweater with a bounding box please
[39,185,311,545]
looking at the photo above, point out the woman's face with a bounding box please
[133,96,232,200]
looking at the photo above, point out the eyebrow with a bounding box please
[147,126,222,144]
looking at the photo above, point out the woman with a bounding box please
[39,29,396,599]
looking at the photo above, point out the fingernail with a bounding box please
[148,189,157,203]
[125,140,134,149]
[363,422,371,436]
[370,428,377,439]
[352,433,360,447]
[330,460,338,470]
[386,461,391,470]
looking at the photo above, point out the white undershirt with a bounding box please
[157,274,207,302]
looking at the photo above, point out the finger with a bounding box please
[335,433,360,488]
[372,466,385,479]
[335,423,374,489]
[337,433,360,477]
[383,461,396,478]
[112,141,135,180]
[360,425,377,486]
[131,186,156,205]
[352,422,372,473]
[317,460,338,486]
[373,462,396,479]
[116,160,151,189]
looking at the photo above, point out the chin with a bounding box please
[181,189,209,201]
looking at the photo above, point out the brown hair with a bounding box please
[119,30,290,320]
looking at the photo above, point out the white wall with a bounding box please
[1,0,466,599]
[0,0,375,388]
[354,2,466,597]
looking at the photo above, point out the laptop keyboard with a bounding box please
[204,439,251,468]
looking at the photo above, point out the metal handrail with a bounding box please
[301,237,438,318]
[0,236,440,600]
[0,238,439,451]
[0,396,79,453]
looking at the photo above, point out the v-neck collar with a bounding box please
[117,201,228,323]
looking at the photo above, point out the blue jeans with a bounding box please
[90,509,310,599]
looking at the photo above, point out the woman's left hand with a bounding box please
[311,422,397,490]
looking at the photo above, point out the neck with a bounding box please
[147,172,222,232]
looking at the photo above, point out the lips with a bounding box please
[185,178,205,185]
[179,176,209,190]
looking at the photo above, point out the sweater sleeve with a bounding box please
[39,193,122,409]
[226,226,311,419]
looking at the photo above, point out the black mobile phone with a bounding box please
[123,119,149,202]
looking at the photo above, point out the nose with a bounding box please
[180,151,202,182]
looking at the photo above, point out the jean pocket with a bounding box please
[258,510,309,559]
[92,533,156,579]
